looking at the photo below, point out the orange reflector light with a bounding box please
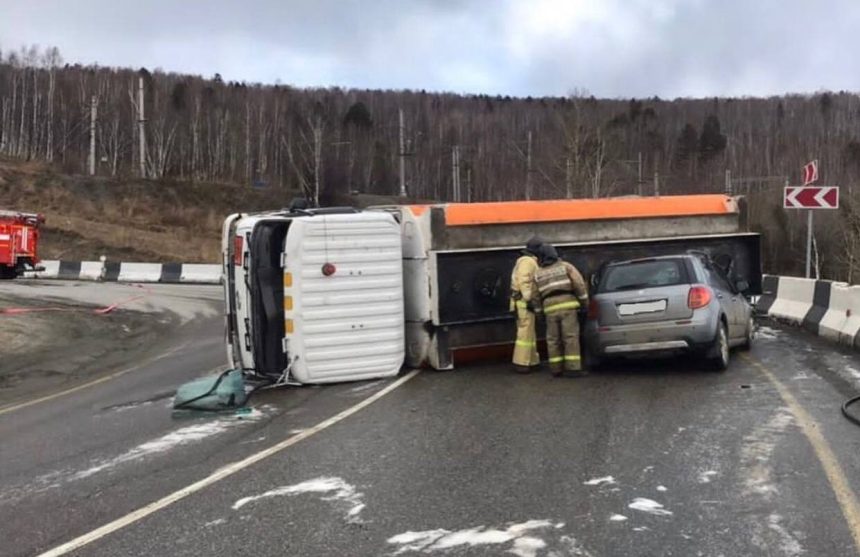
[285,319,294,334]
[284,296,293,311]
[233,236,243,266]
[688,286,712,309]
[284,272,292,287]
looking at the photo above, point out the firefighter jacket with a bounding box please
[534,260,588,314]
[509,254,539,312]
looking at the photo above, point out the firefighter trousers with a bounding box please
[546,309,581,373]
[512,302,540,369]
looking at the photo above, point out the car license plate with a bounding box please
[618,299,667,316]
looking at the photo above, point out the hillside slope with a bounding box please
[0,159,297,262]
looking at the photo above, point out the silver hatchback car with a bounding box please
[583,254,754,370]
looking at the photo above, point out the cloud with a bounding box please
[0,0,858,98]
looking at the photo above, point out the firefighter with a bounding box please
[534,244,589,376]
[510,236,543,373]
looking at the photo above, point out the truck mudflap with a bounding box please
[432,233,761,327]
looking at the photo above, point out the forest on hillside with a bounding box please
[2,45,860,279]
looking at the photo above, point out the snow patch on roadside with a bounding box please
[656,485,668,492]
[609,514,628,522]
[583,476,616,486]
[387,520,593,556]
[740,409,794,499]
[232,477,366,523]
[756,326,781,340]
[767,514,805,556]
[628,498,673,516]
[72,408,271,481]
[698,470,718,484]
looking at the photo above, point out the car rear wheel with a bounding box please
[739,316,754,351]
[708,321,730,371]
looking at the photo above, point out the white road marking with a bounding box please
[609,514,628,522]
[35,370,420,557]
[656,485,668,492]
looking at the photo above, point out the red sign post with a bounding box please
[785,161,839,278]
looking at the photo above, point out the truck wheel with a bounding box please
[708,321,730,371]
[0,267,15,280]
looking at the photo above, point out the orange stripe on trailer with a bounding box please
[408,205,429,217]
[437,195,734,226]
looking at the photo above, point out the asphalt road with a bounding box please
[2,281,860,556]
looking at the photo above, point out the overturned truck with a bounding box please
[222,194,761,383]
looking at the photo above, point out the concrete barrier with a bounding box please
[79,261,105,281]
[117,262,164,282]
[22,260,222,284]
[179,264,222,284]
[757,274,860,349]
[818,283,860,347]
[767,276,816,325]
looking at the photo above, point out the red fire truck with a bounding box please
[0,210,45,279]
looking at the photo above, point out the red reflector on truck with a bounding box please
[233,236,243,266]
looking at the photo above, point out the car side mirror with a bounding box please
[735,279,750,293]
[589,274,599,289]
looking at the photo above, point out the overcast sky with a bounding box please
[1,0,857,98]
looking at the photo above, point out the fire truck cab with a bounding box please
[0,210,45,279]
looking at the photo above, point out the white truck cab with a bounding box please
[222,208,405,383]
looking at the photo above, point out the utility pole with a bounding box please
[637,151,643,196]
[398,108,407,197]
[88,95,97,176]
[565,156,573,199]
[313,114,322,207]
[525,131,533,201]
[725,169,732,195]
[137,76,146,178]
[653,171,660,196]
[451,145,461,202]
[465,167,472,203]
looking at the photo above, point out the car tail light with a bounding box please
[233,236,243,266]
[688,285,712,309]
[587,299,600,320]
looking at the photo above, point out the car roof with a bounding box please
[604,254,700,267]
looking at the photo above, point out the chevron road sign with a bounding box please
[783,186,839,209]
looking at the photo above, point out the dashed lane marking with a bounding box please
[743,354,860,553]
[35,369,420,557]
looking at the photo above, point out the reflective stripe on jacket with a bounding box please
[535,260,588,313]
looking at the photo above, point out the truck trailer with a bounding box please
[0,210,44,280]
[222,194,761,383]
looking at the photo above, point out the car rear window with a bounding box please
[599,259,687,293]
